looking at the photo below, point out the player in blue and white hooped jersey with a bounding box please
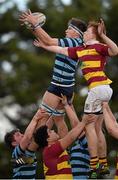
[4,109,48,179]
[19,12,87,120]
[34,18,87,140]
[12,145,37,179]
[69,135,90,179]
[19,12,91,179]
[19,12,87,156]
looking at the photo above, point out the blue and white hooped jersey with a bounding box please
[51,37,83,87]
[12,145,37,179]
[69,135,90,179]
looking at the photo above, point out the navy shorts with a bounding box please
[47,83,74,102]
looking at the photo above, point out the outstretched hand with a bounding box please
[19,9,38,26]
[82,114,97,125]
[68,93,74,105]
[33,108,49,122]
[59,94,68,106]
[98,18,106,37]
[59,93,74,106]
[33,38,45,48]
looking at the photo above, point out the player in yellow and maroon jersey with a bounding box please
[34,100,87,179]
[43,141,72,179]
[68,43,112,89]
[33,18,118,178]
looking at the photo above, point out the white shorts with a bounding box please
[84,85,113,113]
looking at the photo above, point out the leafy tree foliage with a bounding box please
[0,0,118,178]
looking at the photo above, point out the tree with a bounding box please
[0,0,118,178]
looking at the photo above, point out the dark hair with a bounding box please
[34,125,48,149]
[4,129,20,149]
[68,18,87,33]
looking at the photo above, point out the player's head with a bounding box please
[4,129,23,149]
[66,18,87,38]
[34,125,59,149]
[83,20,102,42]
[34,125,49,149]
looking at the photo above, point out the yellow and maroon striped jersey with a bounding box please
[43,141,72,179]
[68,43,112,89]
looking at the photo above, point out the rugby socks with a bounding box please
[90,156,99,170]
[99,157,108,168]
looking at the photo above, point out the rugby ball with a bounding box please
[24,12,46,29]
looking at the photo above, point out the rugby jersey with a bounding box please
[12,145,37,179]
[69,135,90,179]
[51,37,83,87]
[43,141,72,179]
[68,43,112,89]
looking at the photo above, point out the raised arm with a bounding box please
[19,9,58,46]
[103,102,118,139]
[61,94,80,128]
[59,95,99,150]
[27,112,52,151]
[20,109,47,150]
[67,105,80,127]
[59,120,86,150]
[57,94,86,149]
[98,19,118,56]
[33,38,68,56]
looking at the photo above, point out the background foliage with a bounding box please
[0,0,118,178]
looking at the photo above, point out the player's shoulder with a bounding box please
[12,145,25,156]
[94,42,107,47]
[64,37,83,43]
[93,43,108,52]
[59,37,83,47]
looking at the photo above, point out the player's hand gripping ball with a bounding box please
[24,12,46,29]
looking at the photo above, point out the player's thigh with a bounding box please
[95,114,104,133]
[84,90,101,113]
[84,85,113,113]
[42,91,60,108]
[96,85,113,102]
[52,101,65,122]
[83,113,97,126]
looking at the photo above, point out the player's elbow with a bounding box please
[107,126,118,138]
[112,50,118,56]
[109,48,118,56]
[107,126,114,134]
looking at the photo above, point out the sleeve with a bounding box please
[68,47,78,60]
[46,141,64,157]
[97,44,109,56]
